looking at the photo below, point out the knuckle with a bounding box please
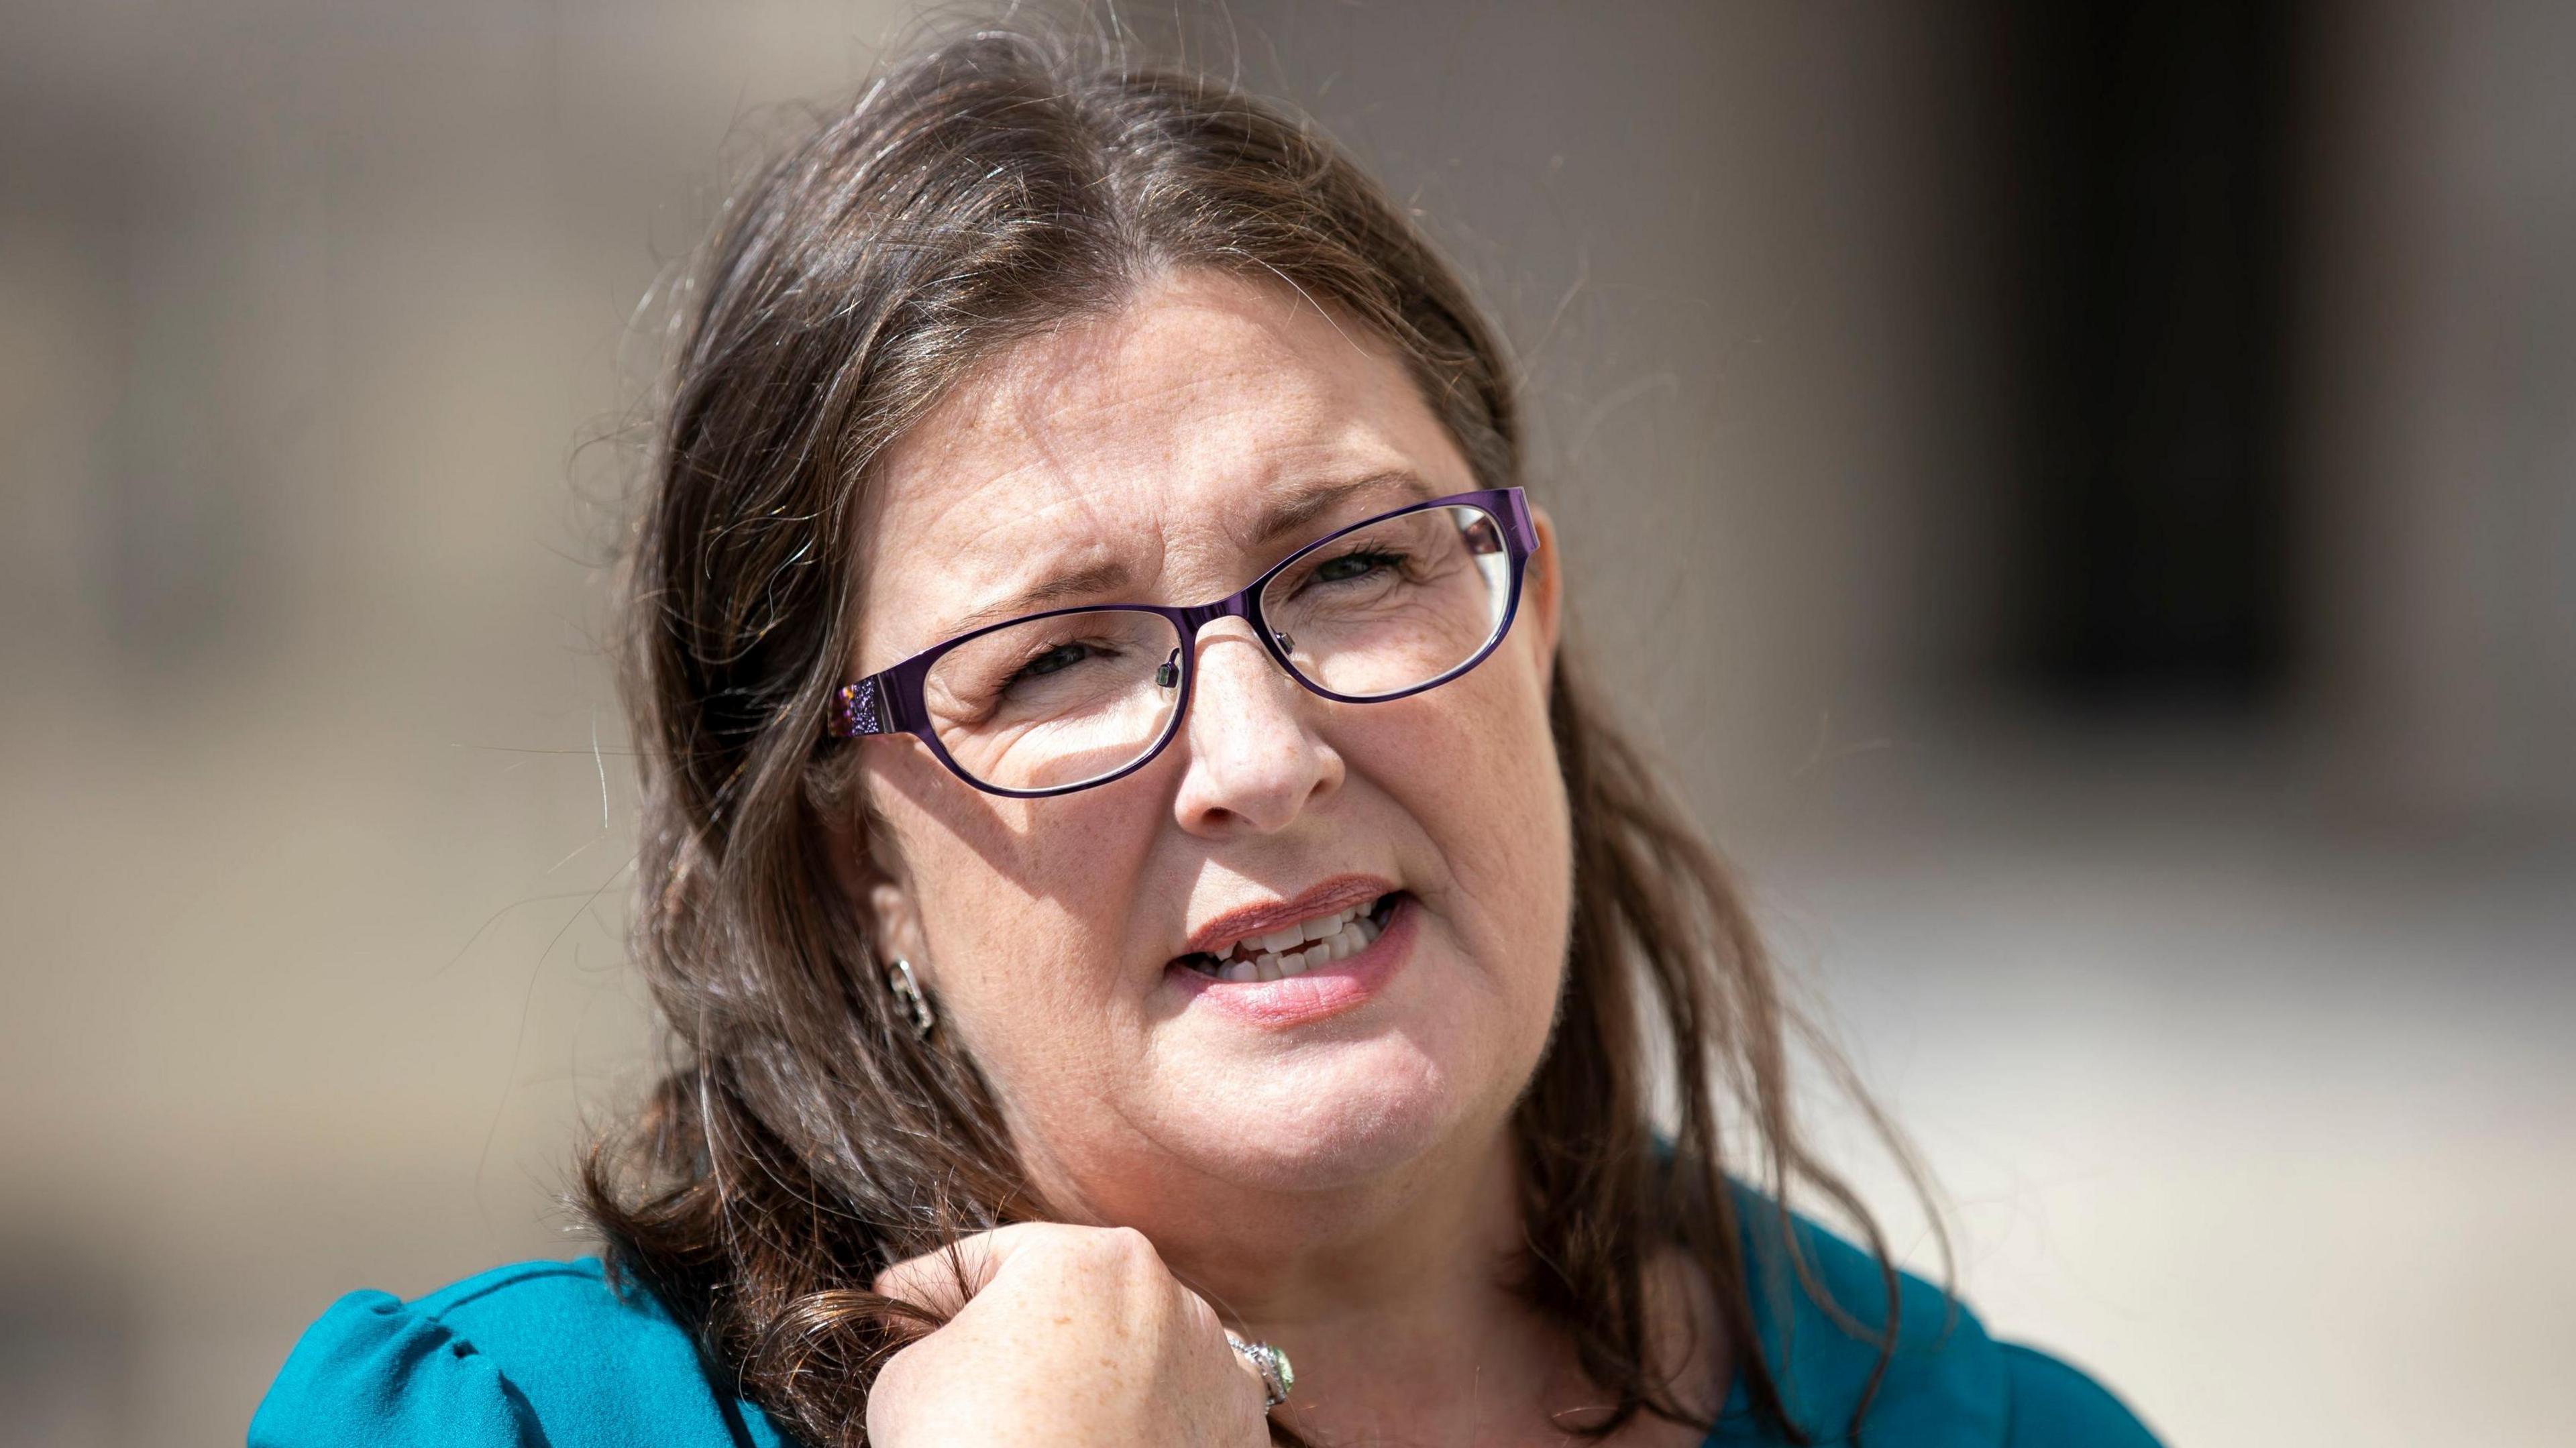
[1007,1221,1075,1251]
[1100,1225,1159,1262]
[1067,1223,1160,1273]
[1006,1223,1084,1270]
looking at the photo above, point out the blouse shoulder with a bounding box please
[248,1258,790,1448]
[1714,1192,2163,1446]
[1994,1342,2161,1448]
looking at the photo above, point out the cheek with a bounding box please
[865,754,1162,1076]
[1352,643,1572,1013]
[1455,681,1574,1022]
[1436,643,1568,879]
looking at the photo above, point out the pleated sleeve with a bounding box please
[249,1288,546,1447]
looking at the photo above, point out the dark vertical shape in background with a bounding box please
[1998,1,2298,710]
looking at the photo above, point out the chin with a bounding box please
[1165,1038,1499,1192]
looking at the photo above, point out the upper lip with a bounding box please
[1180,873,1397,958]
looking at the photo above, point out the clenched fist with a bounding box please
[865,1223,1275,1447]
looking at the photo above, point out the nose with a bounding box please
[1169,618,1342,837]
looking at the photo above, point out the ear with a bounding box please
[1525,502,1566,694]
[867,879,930,981]
[819,797,930,980]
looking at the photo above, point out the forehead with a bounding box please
[854,270,1474,661]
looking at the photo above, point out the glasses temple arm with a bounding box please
[829,676,894,738]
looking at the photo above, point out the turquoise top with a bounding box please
[250,1208,2160,1446]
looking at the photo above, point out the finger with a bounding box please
[871,1223,1051,1316]
[1172,1284,1270,1406]
[1222,1329,1280,1409]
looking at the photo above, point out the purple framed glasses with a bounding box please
[828,486,1540,797]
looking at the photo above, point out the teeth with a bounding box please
[1285,916,1381,977]
[1200,898,1393,979]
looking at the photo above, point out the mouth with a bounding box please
[1174,891,1407,983]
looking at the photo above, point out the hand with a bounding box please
[865,1223,1275,1447]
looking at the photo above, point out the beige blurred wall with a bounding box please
[0,4,922,1443]
[2,3,2569,1447]
[2297,0,2576,818]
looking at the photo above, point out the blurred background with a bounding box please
[3,2,2570,1445]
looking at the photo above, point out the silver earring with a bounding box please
[888,958,936,1040]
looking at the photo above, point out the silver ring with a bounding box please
[1226,1332,1294,1410]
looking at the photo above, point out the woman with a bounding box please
[252,24,2160,1448]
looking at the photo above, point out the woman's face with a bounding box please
[850,270,1570,1210]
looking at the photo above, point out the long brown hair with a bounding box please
[585,19,1924,1447]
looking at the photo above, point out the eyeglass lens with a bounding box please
[918,502,1513,792]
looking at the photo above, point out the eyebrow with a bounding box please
[1241,469,1438,549]
[936,557,1136,640]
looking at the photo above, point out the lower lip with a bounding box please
[1169,896,1419,1029]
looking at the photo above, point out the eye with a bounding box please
[1311,548,1406,584]
[1011,641,1095,683]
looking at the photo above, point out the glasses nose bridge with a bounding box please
[1174,589,1254,636]
[1176,587,1295,674]
[1173,589,1304,708]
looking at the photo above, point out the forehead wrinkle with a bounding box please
[892,335,1194,559]
[867,323,1161,534]
[893,335,1287,597]
[888,483,1157,647]
[865,421,1157,649]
